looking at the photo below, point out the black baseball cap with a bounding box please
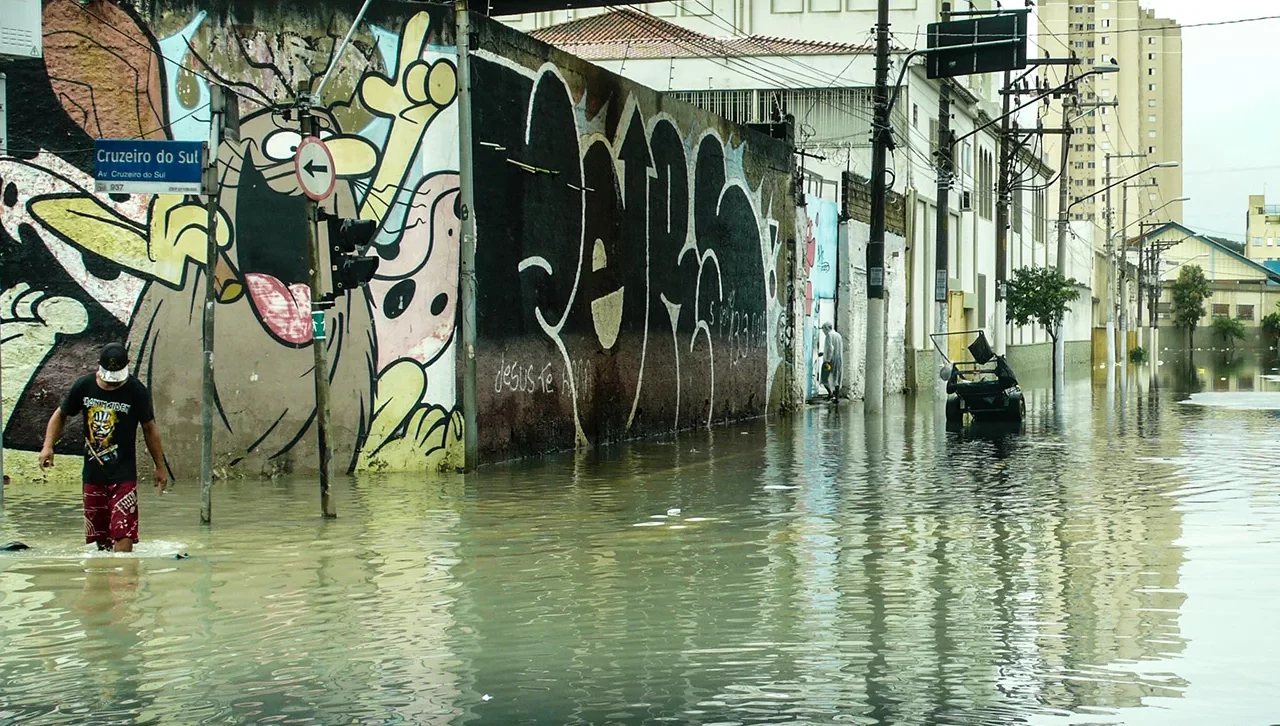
[99,342,129,372]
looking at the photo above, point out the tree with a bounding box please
[1004,266,1082,375]
[1212,315,1245,347]
[1169,264,1212,349]
[1261,304,1280,345]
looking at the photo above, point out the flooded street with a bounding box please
[2,359,1279,725]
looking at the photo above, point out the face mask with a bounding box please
[98,366,129,384]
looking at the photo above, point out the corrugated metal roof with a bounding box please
[529,9,876,60]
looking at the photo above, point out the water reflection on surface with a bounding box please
[1,361,1278,725]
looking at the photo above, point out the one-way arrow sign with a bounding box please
[295,136,336,201]
[304,158,329,177]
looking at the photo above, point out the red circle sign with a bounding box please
[294,136,336,202]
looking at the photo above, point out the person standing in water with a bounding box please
[818,322,844,400]
[38,343,169,552]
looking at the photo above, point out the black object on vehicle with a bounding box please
[929,330,1026,429]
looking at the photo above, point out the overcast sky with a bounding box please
[1140,0,1280,240]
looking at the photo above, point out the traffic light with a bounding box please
[326,216,380,294]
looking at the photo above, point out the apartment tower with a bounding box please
[1038,0,1183,240]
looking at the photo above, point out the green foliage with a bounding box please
[1169,264,1212,347]
[1004,266,1082,342]
[1129,346,1148,364]
[1211,315,1245,347]
[1262,307,1280,342]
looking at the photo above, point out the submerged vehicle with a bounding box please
[929,330,1026,427]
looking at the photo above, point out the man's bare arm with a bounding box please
[142,421,169,489]
[39,410,66,467]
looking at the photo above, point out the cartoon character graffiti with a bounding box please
[0,2,463,474]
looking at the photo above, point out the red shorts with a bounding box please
[83,481,139,548]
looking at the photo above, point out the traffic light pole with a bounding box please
[297,91,337,518]
[456,0,480,469]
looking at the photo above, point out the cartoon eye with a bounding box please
[262,130,304,162]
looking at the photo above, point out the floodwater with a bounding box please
[2,354,1279,725]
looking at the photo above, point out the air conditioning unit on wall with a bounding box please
[960,191,973,211]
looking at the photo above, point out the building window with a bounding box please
[1034,189,1047,244]
[1148,52,1156,60]
[1149,84,1157,92]
[912,104,919,128]
[1269,237,1275,246]
[1148,68,1156,76]
[1103,17,1111,27]
[1238,305,1255,321]
[1101,36,1110,45]
[1102,124,1109,133]
[1212,304,1230,318]
[1254,237,1264,247]
[1148,130,1157,138]
[1148,146,1156,154]
[1149,99,1157,107]
[1148,36,1156,45]
[1148,115,1157,123]
[1012,187,1023,233]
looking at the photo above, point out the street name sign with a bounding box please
[295,136,336,202]
[94,139,205,195]
[927,11,1028,80]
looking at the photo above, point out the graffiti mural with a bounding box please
[802,195,838,399]
[468,38,793,458]
[1,2,463,475]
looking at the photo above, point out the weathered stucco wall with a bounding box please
[468,17,795,460]
[0,1,795,473]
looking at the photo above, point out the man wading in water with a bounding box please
[38,343,169,552]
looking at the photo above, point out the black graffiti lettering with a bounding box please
[474,59,779,447]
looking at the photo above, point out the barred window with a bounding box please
[1212,303,1230,318]
[1237,304,1255,321]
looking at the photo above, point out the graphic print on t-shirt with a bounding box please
[84,397,131,466]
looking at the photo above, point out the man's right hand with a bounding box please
[38,448,54,468]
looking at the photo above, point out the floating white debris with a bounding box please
[668,525,688,530]
[633,521,665,527]
[763,484,799,490]
[1180,392,1280,410]
[482,694,493,702]
[650,514,668,519]
[667,508,681,516]
[685,517,711,522]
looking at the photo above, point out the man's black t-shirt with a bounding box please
[59,375,155,484]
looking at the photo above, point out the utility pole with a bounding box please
[993,69,1014,356]
[1119,182,1128,370]
[295,90,337,518]
[932,3,953,400]
[1104,154,1116,376]
[200,86,225,525]
[865,0,891,414]
[934,77,952,399]
[1053,90,1074,387]
[456,0,480,468]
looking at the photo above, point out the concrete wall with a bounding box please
[468,17,795,461]
[0,1,795,474]
[2,0,472,479]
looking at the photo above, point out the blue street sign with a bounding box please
[94,139,205,195]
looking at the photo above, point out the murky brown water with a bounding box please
[2,358,1279,725]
